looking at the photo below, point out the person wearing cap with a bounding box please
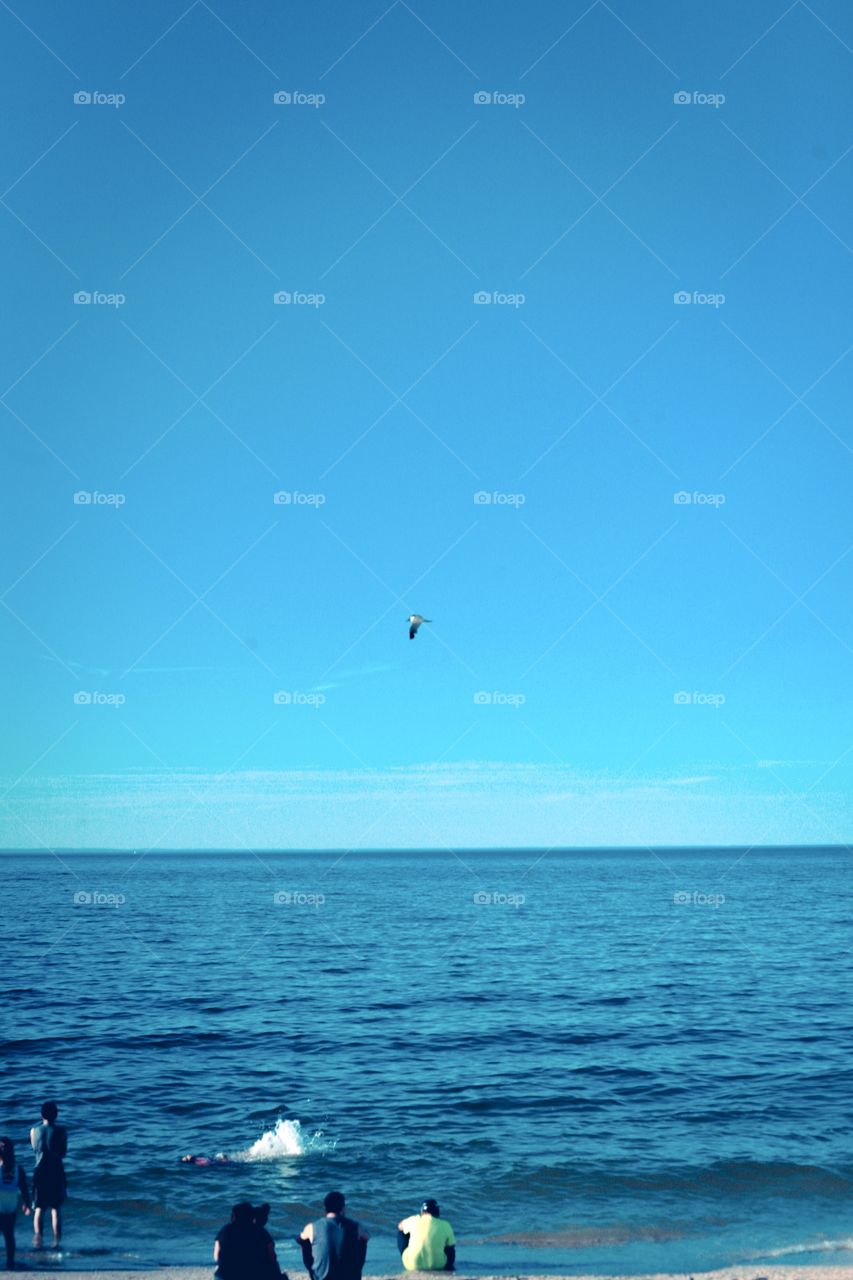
[397,1200,456,1272]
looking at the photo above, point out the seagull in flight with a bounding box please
[407,614,431,640]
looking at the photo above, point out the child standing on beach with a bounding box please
[0,1137,32,1270]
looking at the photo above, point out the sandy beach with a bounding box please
[17,1268,853,1280]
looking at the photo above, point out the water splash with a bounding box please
[759,1236,853,1258]
[233,1118,330,1161]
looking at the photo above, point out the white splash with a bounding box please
[233,1118,329,1162]
[759,1237,853,1258]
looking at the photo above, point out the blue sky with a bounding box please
[2,0,853,849]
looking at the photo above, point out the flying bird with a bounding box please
[407,614,431,640]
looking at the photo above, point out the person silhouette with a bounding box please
[298,1191,369,1280]
[0,1137,32,1270]
[31,1100,67,1248]
[214,1201,281,1279]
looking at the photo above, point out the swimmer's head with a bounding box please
[324,1191,345,1215]
[422,1199,440,1217]
[232,1202,255,1226]
[41,1101,58,1123]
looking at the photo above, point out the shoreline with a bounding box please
[16,1268,853,1280]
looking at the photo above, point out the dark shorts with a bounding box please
[33,1162,66,1209]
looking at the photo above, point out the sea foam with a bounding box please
[233,1118,329,1161]
[759,1236,853,1258]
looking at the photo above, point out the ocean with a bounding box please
[3,846,852,1273]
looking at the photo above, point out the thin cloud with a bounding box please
[309,660,399,693]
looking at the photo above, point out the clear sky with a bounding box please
[2,0,853,850]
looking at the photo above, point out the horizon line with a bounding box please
[1,842,850,854]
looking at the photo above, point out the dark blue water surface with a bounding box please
[3,847,853,1273]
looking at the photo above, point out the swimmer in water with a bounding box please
[180,1153,231,1166]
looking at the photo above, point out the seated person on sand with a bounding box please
[298,1190,369,1280]
[397,1199,456,1272]
[214,1200,284,1279]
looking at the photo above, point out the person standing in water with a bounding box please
[30,1100,67,1248]
[0,1137,31,1270]
[298,1191,369,1280]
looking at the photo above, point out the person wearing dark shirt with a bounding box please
[214,1201,280,1280]
[298,1191,369,1280]
[254,1203,287,1280]
[0,1137,32,1270]
[30,1099,67,1248]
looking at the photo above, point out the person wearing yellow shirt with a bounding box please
[397,1200,456,1272]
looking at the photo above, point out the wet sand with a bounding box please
[19,1267,853,1280]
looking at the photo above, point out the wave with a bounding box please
[480,1224,687,1247]
[231,1118,332,1161]
[758,1236,853,1258]
[487,1158,853,1199]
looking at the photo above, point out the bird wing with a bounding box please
[409,622,419,639]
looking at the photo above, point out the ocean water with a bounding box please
[3,846,853,1274]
